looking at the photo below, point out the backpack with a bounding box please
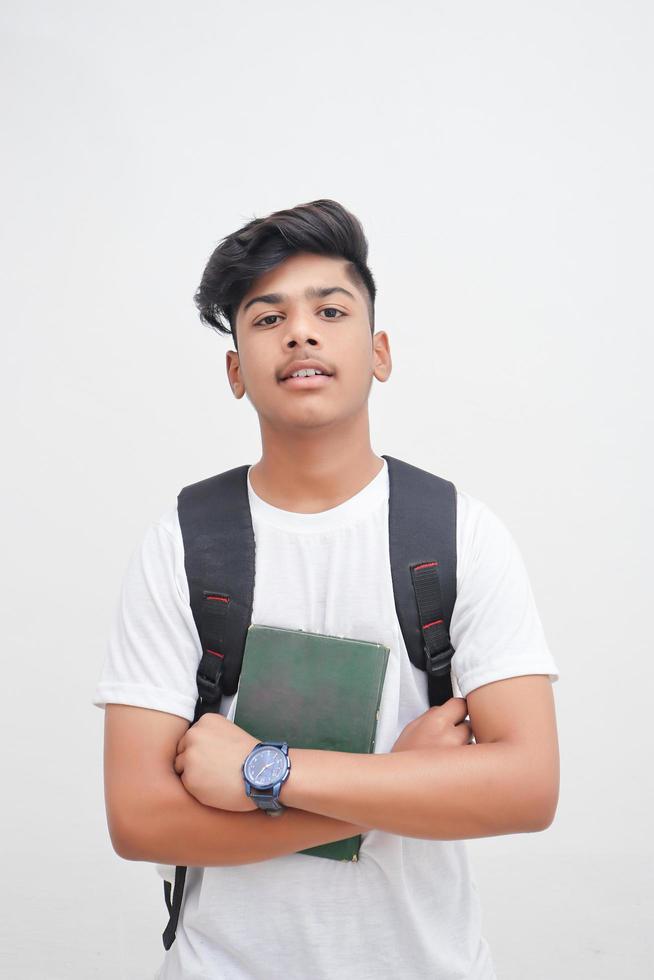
[162,453,457,950]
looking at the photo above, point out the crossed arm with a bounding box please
[105,674,559,866]
[279,734,556,839]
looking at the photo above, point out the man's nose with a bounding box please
[282,316,322,347]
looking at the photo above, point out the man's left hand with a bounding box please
[174,713,259,811]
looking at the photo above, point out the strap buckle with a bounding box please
[424,644,454,678]
[197,659,224,704]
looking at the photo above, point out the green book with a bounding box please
[233,623,390,861]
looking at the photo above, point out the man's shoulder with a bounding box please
[454,486,522,588]
[128,503,184,588]
[153,502,180,542]
[455,485,497,539]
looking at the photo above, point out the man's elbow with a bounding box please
[498,748,559,834]
[511,742,560,833]
[107,808,145,861]
[111,833,140,861]
[105,780,175,862]
[524,782,559,832]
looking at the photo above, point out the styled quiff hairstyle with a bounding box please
[193,199,376,348]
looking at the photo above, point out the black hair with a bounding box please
[193,198,376,348]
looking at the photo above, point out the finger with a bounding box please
[173,750,185,774]
[442,697,469,724]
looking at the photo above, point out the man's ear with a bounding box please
[226,349,245,399]
[373,330,392,383]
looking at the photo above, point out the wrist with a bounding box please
[278,747,314,808]
[277,748,298,806]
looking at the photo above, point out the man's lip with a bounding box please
[278,373,334,387]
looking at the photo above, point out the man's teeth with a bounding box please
[289,369,324,378]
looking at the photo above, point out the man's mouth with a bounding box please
[279,373,334,389]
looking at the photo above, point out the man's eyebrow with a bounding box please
[242,285,356,314]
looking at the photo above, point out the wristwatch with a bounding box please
[242,740,291,817]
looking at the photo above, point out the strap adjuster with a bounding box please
[197,660,224,704]
[424,644,454,678]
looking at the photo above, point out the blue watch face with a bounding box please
[245,746,286,788]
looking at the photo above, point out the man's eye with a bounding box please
[321,307,345,319]
[254,314,281,327]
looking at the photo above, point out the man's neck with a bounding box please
[248,448,384,514]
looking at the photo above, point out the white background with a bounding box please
[2,1,651,977]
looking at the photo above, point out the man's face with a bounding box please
[226,251,391,431]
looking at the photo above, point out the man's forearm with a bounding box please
[279,742,556,839]
[119,774,368,866]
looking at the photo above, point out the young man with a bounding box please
[93,199,560,980]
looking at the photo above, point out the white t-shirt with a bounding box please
[93,457,559,980]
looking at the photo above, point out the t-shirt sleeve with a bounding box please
[450,493,560,699]
[91,508,201,722]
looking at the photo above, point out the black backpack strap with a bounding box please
[382,454,457,706]
[162,865,187,951]
[178,462,256,708]
[161,463,255,950]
